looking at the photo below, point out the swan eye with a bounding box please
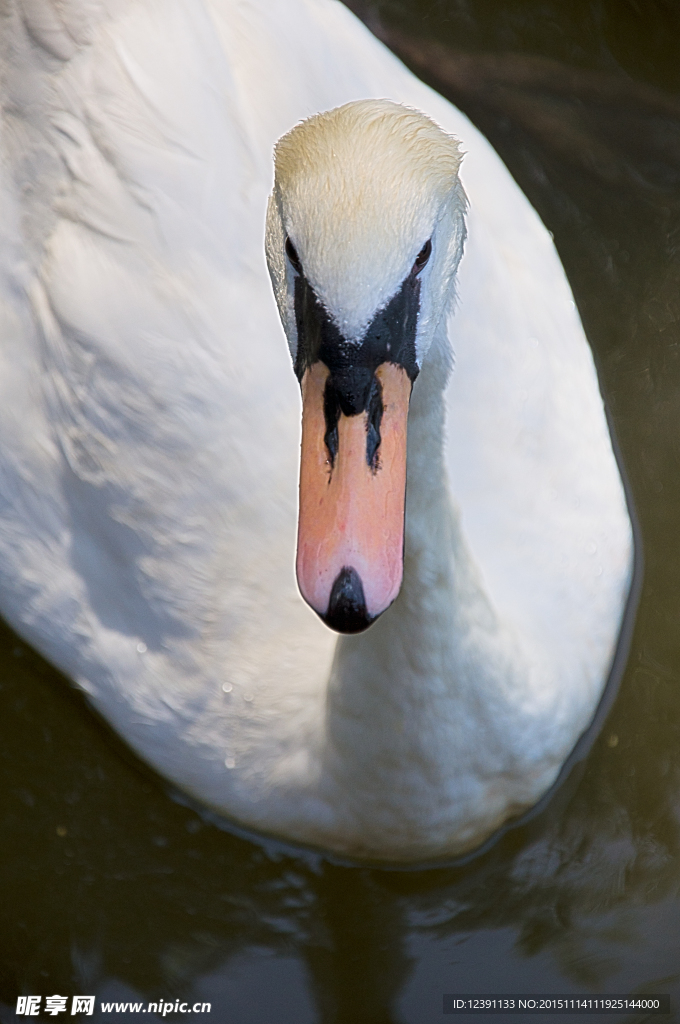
[412,238,432,275]
[285,236,303,274]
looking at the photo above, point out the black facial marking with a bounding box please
[323,566,373,634]
[322,372,384,470]
[293,268,420,424]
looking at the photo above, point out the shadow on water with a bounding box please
[2,2,680,1022]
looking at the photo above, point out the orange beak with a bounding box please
[296,361,412,632]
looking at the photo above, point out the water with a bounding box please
[2,2,680,1021]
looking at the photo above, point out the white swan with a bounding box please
[0,0,633,861]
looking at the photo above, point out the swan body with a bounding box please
[0,0,633,861]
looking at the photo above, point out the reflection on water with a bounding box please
[2,2,680,1021]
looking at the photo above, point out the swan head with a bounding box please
[266,99,466,633]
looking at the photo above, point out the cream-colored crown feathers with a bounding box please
[266,99,466,357]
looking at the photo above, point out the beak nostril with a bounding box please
[365,375,383,470]
[323,381,340,466]
[323,566,374,634]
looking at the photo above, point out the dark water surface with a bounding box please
[2,2,680,1022]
